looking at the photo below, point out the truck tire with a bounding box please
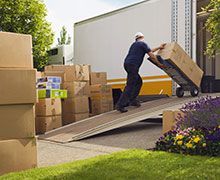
[190,87,199,97]
[176,87,184,98]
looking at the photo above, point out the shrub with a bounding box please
[176,96,220,130]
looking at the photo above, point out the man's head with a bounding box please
[135,32,144,41]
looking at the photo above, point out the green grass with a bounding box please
[1,150,220,180]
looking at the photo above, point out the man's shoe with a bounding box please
[116,107,128,113]
[130,100,141,107]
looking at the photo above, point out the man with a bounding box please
[116,32,166,113]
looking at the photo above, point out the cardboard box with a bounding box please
[36,71,42,80]
[0,32,33,68]
[37,76,62,84]
[45,64,91,82]
[0,105,35,139]
[62,96,89,114]
[44,71,66,83]
[38,89,67,99]
[0,138,37,175]
[0,69,37,105]
[163,110,184,133]
[62,113,89,125]
[158,42,204,87]
[90,72,107,85]
[91,97,113,115]
[90,85,112,98]
[37,82,61,90]
[36,99,61,116]
[36,116,62,134]
[63,81,90,97]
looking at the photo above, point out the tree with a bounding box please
[205,0,220,56]
[57,26,71,45]
[0,0,54,70]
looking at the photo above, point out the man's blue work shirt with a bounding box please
[124,41,151,68]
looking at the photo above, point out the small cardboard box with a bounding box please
[0,32,33,68]
[37,76,62,84]
[38,89,67,99]
[35,115,62,134]
[0,69,37,105]
[90,72,107,85]
[158,42,204,87]
[45,64,91,82]
[0,105,35,139]
[62,96,89,114]
[36,71,42,80]
[37,82,61,90]
[0,138,37,175]
[163,110,184,133]
[44,71,66,83]
[36,99,62,116]
[90,97,113,115]
[63,81,90,97]
[62,113,89,125]
[90,85,112,98]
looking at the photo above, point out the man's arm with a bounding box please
[147,51,166,69]
[151,43,166,53]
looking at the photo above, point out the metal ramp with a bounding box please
[38,96,199,143]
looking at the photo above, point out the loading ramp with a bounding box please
[38,96,201,143]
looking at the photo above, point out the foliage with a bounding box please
[0,0,54,70]
[205,0,220,56]
[156,96,220,156]
[177,96,220,130]
[1,150,220,180]
[57,26,71,45]
[156,127,220,156]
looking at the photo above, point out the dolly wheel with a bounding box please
[190,88,199,97]
[176,87,184,98]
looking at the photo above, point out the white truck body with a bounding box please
[74,0,197,96]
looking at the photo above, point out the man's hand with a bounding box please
[159,43,166,50]
[158,63,167,69]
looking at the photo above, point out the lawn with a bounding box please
[1,150,220,180]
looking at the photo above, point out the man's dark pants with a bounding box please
[116,63,143,108]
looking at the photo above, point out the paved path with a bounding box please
[38,140,124,167]
[37,120,161,167]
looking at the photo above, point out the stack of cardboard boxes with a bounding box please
[35,76,67,134]
[44,65,91,125]
[90,72,113,116]
[0,32,37,175]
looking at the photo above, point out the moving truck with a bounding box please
[74,0,220,98]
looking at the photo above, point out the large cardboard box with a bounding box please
[62,96,89,114]
[0,69,37,105]
[0,32,33,68]
[91,97,113,115]
[36,99,61,116]
[90,72,107,85]
[63,81,90,97]
[163,110,184,133]
[90,85,112,98]
[45,65,91,82]
[158,42,204,87]
[0,138,37,175]
[0,105,35,139]
[36,115,62,134]
[62,113,89,125]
